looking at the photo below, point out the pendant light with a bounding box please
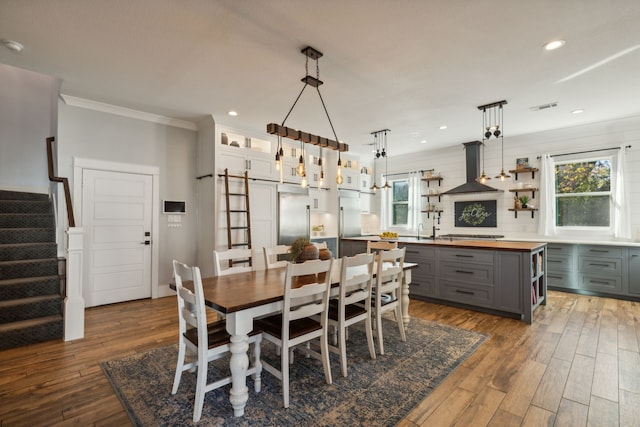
[370,132,378,192]
[494,104,511,181]
[267,46,349,187]
[317,147,324,188]
[382,130,391,190]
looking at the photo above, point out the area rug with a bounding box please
[101,318,486,426]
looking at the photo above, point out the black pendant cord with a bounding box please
[281,83,309,126]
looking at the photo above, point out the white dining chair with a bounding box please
[327,253,376,377]
[171,260,262,422]
[213,248,253,276]
[372,247,407,355]
[255,258,334,408]
[366,240,397,254]
[263,245,290,269]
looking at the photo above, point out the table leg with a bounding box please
[401,269,411,331]
[225,313,252,417]
[228,334,249,416]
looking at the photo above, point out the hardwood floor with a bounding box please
[1,291,639,426]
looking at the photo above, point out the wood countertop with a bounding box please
[342,236,546,252]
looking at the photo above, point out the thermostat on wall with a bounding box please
[163,200,186,214]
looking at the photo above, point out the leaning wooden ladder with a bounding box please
[223,169,252,267]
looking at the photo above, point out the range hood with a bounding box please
[442,141,502,195]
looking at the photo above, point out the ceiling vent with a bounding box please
[530,102,558,111]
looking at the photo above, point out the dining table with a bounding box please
[171,258,416,417]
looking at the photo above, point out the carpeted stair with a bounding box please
[0,190,64,350]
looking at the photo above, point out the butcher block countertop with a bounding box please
[341,236,546,252]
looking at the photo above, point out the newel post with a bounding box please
[64,227,85,341]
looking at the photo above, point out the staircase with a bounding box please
[0,190,64,350]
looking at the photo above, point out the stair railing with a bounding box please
[46,136,75,227]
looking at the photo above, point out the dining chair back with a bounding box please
[213,248,253,276]
[171,260,262,422]
[262,245,290,269]
[327,253,376,377]
[372,247,407,355]
[366,240,398,254]
[255,258,334,408]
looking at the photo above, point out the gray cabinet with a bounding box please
[629,249,640,295]
[339,239,367,257]
[401,244,436,298]
[579,245,624,295]
[546,243,577,289]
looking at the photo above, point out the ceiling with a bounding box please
[2,0,640,158]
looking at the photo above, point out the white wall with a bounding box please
[385,115,640,242]
[58,102,199,285]
[0,64,60,193]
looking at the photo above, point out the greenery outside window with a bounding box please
[391,180,409,226]
[555,157,612,228]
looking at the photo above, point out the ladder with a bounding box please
[223,169,252,267]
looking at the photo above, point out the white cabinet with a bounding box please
[337,155,360,190]
[217,127,275,180]
[309,188,329,212]
[360,192,374,213]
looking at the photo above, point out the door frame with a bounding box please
[73,157,160,299]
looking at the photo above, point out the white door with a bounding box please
[82,169,153,307]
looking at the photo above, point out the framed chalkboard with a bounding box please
[454,200,497,227]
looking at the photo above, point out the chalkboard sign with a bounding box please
[454,200,497,227]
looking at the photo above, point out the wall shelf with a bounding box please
[508,188,538,199]
[508,207,538,218]
[421,177,443,187]
[508,167,539,180]
[421,193,442,202]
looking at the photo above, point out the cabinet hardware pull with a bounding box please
[455,270,474,274]
[406,250,419,254]
[548,260,561,263]
[548,247,561,250]
[589,249,608,253]
[589,280,610,285]
[588,263,610,267]
[455,290,475,295]
[455,254,473,258]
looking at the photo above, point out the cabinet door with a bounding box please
[496,251,523,313]
[629,249,640,295]
[218,150,249,175]
[309,189,328,212]
[246,153,275,179]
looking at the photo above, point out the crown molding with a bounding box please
[59,94,198,131]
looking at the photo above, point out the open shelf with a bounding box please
[509,188,538,198]
[508,167,539,180]
[508,208,538,218]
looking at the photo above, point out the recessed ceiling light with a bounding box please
[571,109,584,115]
[2,39,24,53]
[227,110,238,116]
[544,40,566,51]
[420,140,427,144]
[439,125,447,130]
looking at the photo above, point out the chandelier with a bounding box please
[477,100,510,182]
[267,46,349,186]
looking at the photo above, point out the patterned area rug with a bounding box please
[101,317,486,426]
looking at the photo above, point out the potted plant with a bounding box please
[289,237,318,263]
[518,195,529,208]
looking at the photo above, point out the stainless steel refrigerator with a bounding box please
[338,190,362,256]
[278,184,310,245]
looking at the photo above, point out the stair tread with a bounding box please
[0,314,62,333]
[0,275,61,286]
[0,294,62,308]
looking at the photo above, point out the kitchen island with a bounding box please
[341,236,547,323]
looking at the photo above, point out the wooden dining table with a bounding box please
[172,259,415,417]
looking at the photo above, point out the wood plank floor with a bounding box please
[1,291,639,426]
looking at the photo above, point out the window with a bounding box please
[555,157,612,227]
[391,180,409,226]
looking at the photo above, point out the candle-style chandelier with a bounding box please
[267,46,349,187]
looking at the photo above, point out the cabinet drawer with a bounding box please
[439,279,494,307]
[546,244,575,256]
[439,248,494,264]
[546,271,577,289]
[411,259,435,276]
[579,256,622,276]
[403,246,436,260]
[580,275,622,293]
[546,254,575,272]
[579,246,623,258]
[440,261,494,284]
[409,275,436,297]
